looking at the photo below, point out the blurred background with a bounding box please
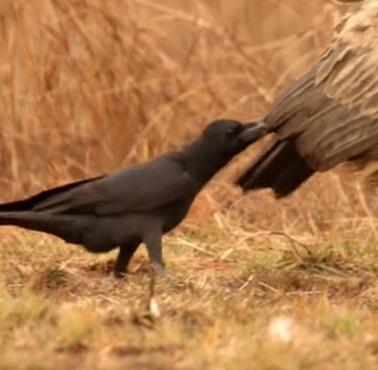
[0,0,374,238]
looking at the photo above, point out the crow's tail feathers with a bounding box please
[0,211,82,244]
[237,140,314,197]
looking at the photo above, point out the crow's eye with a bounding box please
[226,126,239,135]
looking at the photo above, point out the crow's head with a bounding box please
[183,119,267,182]
[202,119,267,156]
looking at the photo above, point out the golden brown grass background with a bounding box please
[0,1,377,369]
[0,0,375,236]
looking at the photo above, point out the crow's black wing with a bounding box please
[0,176,105,212]
[32,153,199,215]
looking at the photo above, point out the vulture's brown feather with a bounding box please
[239,0,378,197]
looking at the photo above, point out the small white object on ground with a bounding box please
[267,315,294,343]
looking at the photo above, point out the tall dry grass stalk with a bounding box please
[0,0,374,239]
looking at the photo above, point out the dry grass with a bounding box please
[0,0,377,369]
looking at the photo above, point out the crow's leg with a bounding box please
[114,242,140,278]
[143,230,165,274]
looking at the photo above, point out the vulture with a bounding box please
[238,0,378,198]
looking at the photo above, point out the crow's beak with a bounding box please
[239,121,267,143]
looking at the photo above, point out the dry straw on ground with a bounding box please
[0,1,377,369]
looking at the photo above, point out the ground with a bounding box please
[0,216,377,370]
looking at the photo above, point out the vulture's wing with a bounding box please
[265,1,378,171]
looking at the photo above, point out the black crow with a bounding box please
[0,120,266,276]
[238,0,378,197]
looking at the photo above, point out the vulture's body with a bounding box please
[238,0,378,197]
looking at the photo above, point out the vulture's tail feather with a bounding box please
[237,140,314,197]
